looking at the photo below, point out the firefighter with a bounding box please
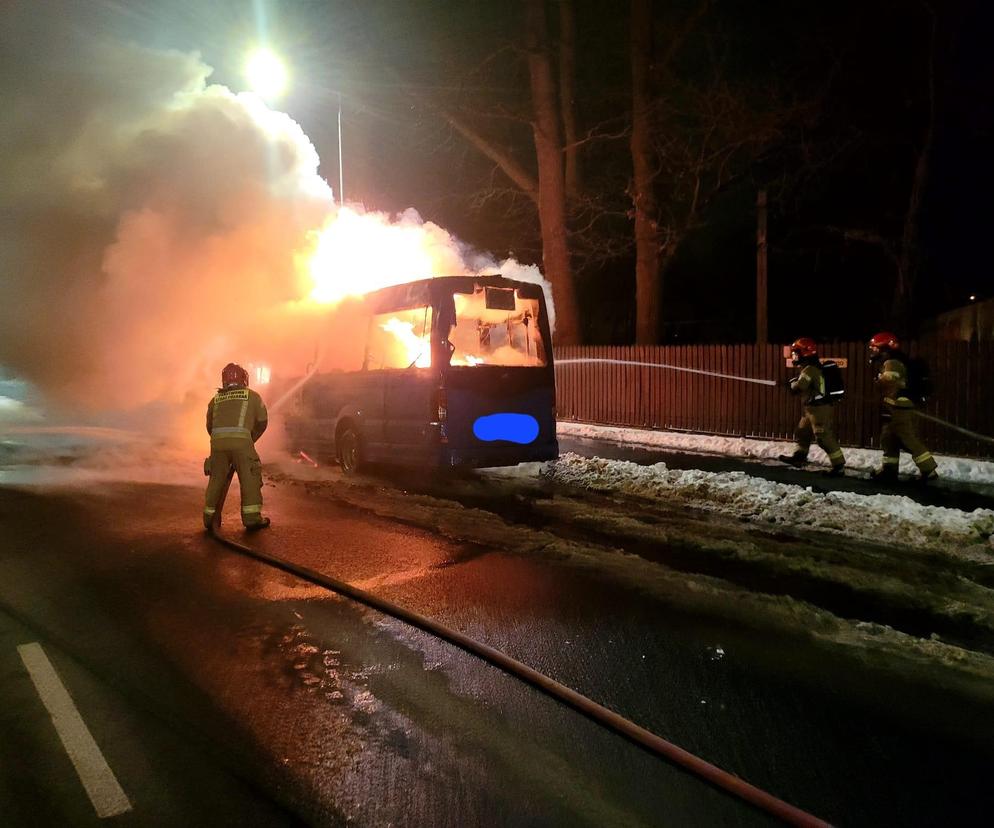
[203,363,271,530]
[777,337,846,476]
[868,332,938,482]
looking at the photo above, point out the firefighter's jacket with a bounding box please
[876,358,915,409]
[206,386,268,447]
[789,364,827,406]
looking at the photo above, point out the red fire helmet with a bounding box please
[221,363,250,388]
[790,337,818,358]
[868,331,900,351]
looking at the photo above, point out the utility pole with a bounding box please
[756,189,768,344]
[337,92,345,205]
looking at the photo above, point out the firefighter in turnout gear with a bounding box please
[778,338,846,476]
[203,363,271,529]
[868,332,938,482]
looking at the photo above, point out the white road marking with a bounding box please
[17,642,132,819]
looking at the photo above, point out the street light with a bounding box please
[245,48,287,101]
[243,47,345,204]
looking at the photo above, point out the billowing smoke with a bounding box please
[0,21,550,449]
[1,35,328,421]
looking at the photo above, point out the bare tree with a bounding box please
[812,3,938,331]
[650,70,786,274]
[558,0,581,197]
[382,0,789,344]
[524,0,580,343]
[630,0,660,343]
[393,2,581,343]
[629,0,787,343]
[895,2,936,329]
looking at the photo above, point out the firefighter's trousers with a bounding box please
[880,407,937,475]
[794,405,845,468]
[203,441,265,528]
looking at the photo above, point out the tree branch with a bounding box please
[438,107,540,203]
[821,225,900,265]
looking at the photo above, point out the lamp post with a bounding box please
[337,91,344,204]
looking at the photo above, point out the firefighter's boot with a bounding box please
[246,517,271,531]
[871,466,899,483]
[777,453,807,468]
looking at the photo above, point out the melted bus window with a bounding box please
[447,285,546,367]
[364,305,432,370]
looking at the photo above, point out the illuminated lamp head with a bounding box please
[245,48,288,101]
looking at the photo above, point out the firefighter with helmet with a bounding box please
[868,332,938,482]
[203,363,271,529]
[778,337,846,476]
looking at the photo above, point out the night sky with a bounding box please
[9,0,993,344]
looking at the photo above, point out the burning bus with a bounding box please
[284,274,559,471]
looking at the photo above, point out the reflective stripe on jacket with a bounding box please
[206,387,268,444]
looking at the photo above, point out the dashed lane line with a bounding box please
[17,642,132,819]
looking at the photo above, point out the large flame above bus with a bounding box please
[303,207,467,304]
[296,207,553,369]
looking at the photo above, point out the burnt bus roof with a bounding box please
[364,274,545,314]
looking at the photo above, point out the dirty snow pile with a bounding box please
[558,421,994,485]
[544,453,994,553]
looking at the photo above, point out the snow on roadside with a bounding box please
[543,453,994,556]
[558,421,994,485]
[275,464,994,695]
[0,427,197,486]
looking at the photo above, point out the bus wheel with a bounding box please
[338,428,363,474]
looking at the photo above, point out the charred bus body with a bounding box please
[285,275,559,471]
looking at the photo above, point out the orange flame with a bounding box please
[282,205,550,377]
[380,317,431,368]
[302,206,469,304]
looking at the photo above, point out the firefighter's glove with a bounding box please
[781,378,794,390]
[203,456,211,477]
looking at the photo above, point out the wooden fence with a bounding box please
[554,341,994,459]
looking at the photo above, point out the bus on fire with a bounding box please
[284,274,559,471]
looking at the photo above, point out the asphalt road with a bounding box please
[2,474,994,826]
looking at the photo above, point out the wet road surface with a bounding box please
[2,475,994,826]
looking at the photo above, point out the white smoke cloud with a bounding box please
[2,37,328,411]
[0,24,550,448]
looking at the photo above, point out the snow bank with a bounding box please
[558,421,994,485]
[0,427,197,486]
[543,453,994,554]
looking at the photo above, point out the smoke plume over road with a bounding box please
[0,13,548,447]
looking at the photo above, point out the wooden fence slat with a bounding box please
[682,344,690,430]
[554,340,992,458]
[701,344,709,432]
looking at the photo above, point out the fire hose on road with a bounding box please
[206,469,830,828]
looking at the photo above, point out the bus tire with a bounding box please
[337,427,363,474]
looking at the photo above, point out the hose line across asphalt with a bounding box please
[206,476,829,827]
